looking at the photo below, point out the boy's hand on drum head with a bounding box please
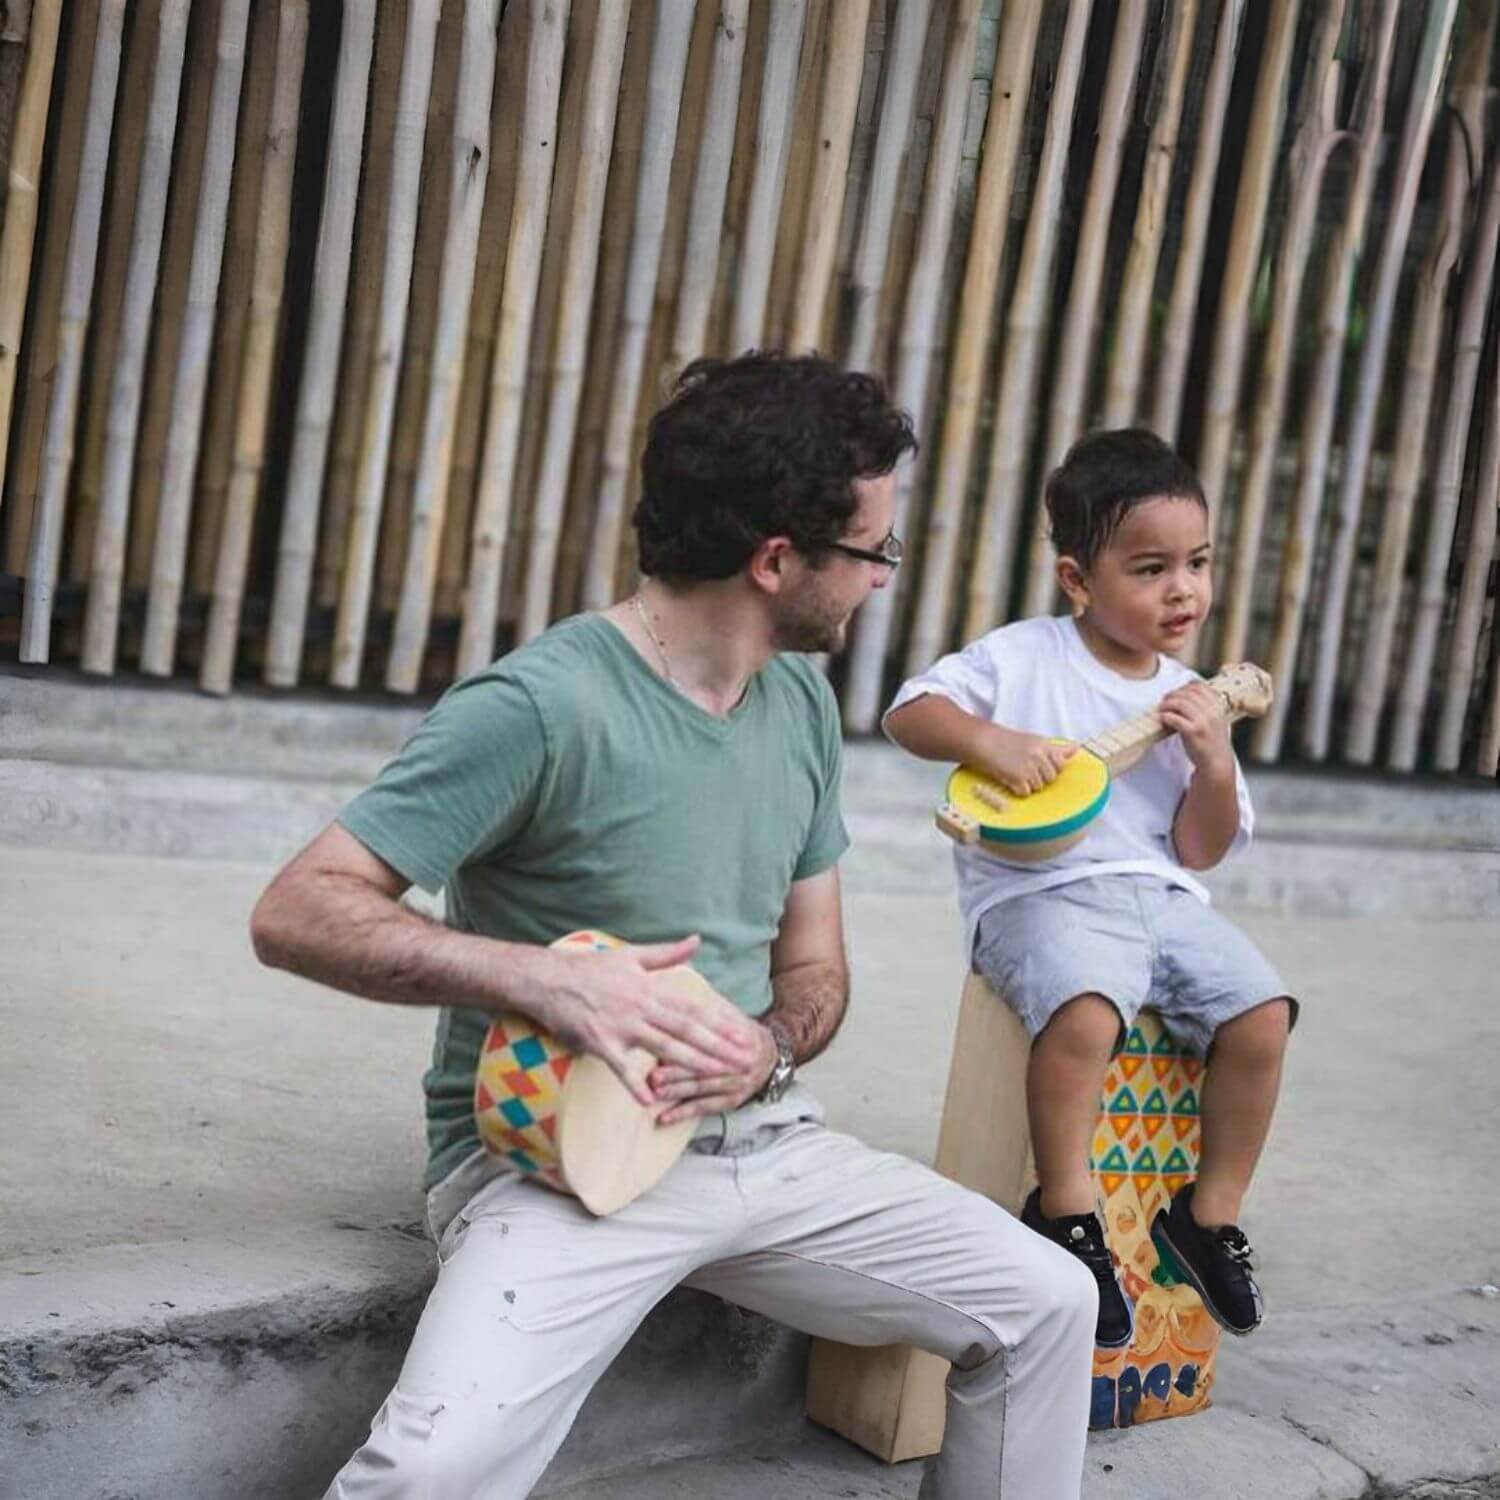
[977,726,1077,797]
[533,936,763,1107]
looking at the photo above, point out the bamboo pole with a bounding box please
[17,0,125,662]
[962,0,1092,640]
[787,0,870,352]
[1343,111,1475,759]
[435,0,525,620]
[67,0,165,589]
[842,0,982,733]
[497,0,605,634]
[866,4,947,389]
[1101,0,1196,428]
[1437,331,1500,770]
[317,0,405,613]
[729,0,806,352]
[1150,0,1245,443]
[698,0,766,362]
[763,0,828,347]
[138,0,252,676]
[453,0,568,673]
[0,2,31,185]
[1300,0,1461,759]
[1218,1,1347,665]
[1,0,91,573]
[595,0,718,607]
[1480,591,1500,776]
[378,3,462,616]
[329,0,443,688]
[843,0,932,373]
[830,0,886,307]
[516,0,629,644]
[1196,0,1302,546]
[1252,0,1399,763]
[80,0,192,675]
[262,0,377,687]
[188,0,280,599]
[573,0,694,619]
[904,0,1042,678]
[553,0,675,622]
[0,0,59,514]
[1389,156,1500,770]
[384,0,501,694]
[665,0,749,372]
[198,0,310,694]
[122,0,217,594]
[1023,0,1150,618]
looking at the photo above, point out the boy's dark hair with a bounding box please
[1044,428,1206,571]
[633,351,917,582]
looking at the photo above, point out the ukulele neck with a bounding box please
[1083,710,1170,774]
[1082,668,1261,776]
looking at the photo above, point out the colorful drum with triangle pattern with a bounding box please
[473,929,615,1192]
[1088,1010,1220,1428]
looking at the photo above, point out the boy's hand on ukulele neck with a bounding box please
[977,726,1077,797]
[1158,681,1235,777]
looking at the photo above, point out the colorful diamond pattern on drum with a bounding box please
[1086,1011,1219,1429]
[472,930,621,1193]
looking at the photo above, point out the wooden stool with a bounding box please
[805,971,1220,1460]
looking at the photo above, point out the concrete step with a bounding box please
[0,1230,809,1500]
[3,749,1496,919]
[6,665,1498,852]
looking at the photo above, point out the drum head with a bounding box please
[946,748,1110,847]
[556,963,704,1216]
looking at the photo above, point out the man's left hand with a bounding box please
[647,1022,778,1123]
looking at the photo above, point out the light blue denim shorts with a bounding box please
[973,876,1295,1056]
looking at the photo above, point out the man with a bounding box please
[252,352,1095,1499]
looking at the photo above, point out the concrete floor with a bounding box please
[4,844,1497,1326]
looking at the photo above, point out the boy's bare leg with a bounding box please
[1193,997,1293,1227]
[1027,994,1121,1218]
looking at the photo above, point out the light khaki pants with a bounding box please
[325,1122,1096,1499]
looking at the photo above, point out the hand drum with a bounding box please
[473,930,701,1216]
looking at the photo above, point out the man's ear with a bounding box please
[747,536,794,594]
[1056,554,1089,618]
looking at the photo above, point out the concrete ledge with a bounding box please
[0,1230,808,1500]
[3,751,1497,921]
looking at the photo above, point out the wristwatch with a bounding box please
[756,1019,796,1104]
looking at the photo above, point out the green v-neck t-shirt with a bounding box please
[336,612,851,1188]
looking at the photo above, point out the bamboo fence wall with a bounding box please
[1,0,1497,778]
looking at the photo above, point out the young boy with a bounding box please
[886,428,1295,1348]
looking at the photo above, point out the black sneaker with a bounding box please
[1151,1182,1264,1336]
[1021,1187,1134,1349]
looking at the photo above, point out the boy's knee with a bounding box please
[1212,995,1294,1067]
[1034,993,1122,1057]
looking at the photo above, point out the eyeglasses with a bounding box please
[828,531,904,569]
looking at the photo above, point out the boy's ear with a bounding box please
[1056,554,1088,617]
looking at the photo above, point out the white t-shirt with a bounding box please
[885,615,1253,957]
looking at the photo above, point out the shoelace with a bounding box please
[1065,1221,1118,1287]
[1216,1227,1256,1274]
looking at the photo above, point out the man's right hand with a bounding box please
[530,935,762,1108]
[977,726,1076,797]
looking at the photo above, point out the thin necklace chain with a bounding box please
[631,591,679,690]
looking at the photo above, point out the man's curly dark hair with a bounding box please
[633,351,918,582]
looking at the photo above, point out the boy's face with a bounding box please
[1066,495,1213,661]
